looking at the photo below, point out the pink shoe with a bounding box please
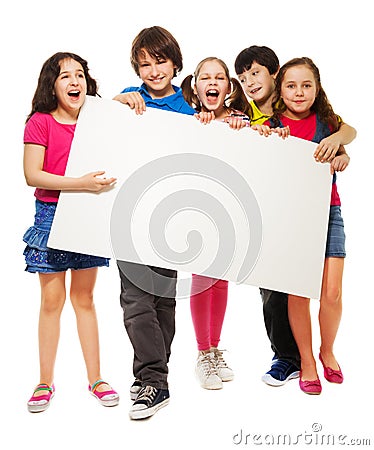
[299,371,322,395]
[27,383,55,413]
[319,353,344,384]
[89,379,119,407]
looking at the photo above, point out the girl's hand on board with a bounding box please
[271,126,290,139]
[330,154,350,174]
[113,92,146,115]
[224,116,248,130]
[251,124,289,139]
[314,134,341,162]
[195,111,215,124]
[251,124,272,137]
[78,171,117,192]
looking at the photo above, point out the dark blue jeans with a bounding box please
[117,261,176,390]
[260,288,300,368]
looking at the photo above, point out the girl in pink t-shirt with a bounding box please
[23,52,118,412]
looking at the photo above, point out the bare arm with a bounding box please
[23,144,116,192]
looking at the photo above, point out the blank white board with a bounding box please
[48,96,332,299]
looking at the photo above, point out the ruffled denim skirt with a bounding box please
[23,200,109,273]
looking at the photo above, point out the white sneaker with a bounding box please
[211,347,234,382]
[195,351,223,390]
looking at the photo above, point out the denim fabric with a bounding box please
[23,200,109,273]
[260,288,301,368]
[117,261,177,390]
[325,206,346,257]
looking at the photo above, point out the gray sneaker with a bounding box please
[195,351,223,390]
[211,347,234,382]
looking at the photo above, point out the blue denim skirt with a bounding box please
[23,200,110,273]
[325,205,346,258]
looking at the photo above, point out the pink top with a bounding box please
[24,112,76,202]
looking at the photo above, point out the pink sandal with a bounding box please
[27,383,55,413]
[89,379,119,407]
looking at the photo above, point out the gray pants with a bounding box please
[117,261,176,390]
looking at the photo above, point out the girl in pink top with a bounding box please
[265,57,355,395]
[23,52,118,412]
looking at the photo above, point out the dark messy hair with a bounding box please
[130,26,183,77]
[271,57,339,131]
[234,45,279,76]
[26,52,98,122]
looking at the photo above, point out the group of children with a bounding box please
[23,26,356,419]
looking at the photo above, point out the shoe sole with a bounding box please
[261,371,300,387]
[201,382,223,390]
[196,370,223,389]
[301,390,321,395]
[97,398,120,407]
[27,392,55,413]
[220,375,234,382]
[90,392,120,407]
[129,398,170,420]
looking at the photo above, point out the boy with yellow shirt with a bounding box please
[234,45,301,386]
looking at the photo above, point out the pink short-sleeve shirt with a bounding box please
[24,112,76,202]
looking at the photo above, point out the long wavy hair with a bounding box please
[180,56,251,117]
[271,57,339,131]
[26,52,99,122]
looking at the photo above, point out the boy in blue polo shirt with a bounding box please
[113,25,195,420]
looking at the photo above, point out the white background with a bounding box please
[1,0,373,449]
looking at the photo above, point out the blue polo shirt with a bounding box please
[121,83,195,115]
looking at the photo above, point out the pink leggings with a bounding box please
[190,274,229,351]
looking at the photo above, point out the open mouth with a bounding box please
[68,90,80,98]
[250,87,261,95]
[206,89,219,98]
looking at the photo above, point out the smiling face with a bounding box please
[193,59,231,119]
[280,65,318,119]
[237,62,277,106]
[53,58,87,121]
[137,48,177,99]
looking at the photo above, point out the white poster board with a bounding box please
[48,96,331,299]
